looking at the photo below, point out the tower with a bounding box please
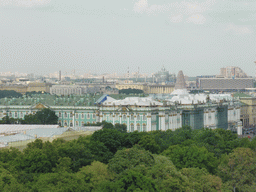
[255,61,256,79]
[59,70,61,81]
[175,70,186,90]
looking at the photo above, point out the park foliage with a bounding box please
[1,122,256,191]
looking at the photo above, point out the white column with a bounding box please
[147,113,151,132]
[112,113,115,125]
[99,112,103,122]
[169,115,172,130]
[134,114,137,131]
[127,115,130,132]
[159,112,165,131]
[72,110,75,127]
[119,113,122,124]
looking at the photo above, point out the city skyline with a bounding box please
[1,0,256,76]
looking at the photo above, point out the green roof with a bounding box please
[233,92,252,98]
[0,93,148,107]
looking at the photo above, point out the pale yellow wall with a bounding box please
[240,98,256,126]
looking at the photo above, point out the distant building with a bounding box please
[220,66,248,78]
[197,78,253,91]
[115,83,175,94]
[153,66,176,84]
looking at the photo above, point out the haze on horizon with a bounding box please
[0,0,256,77]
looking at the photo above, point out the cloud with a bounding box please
[186,14,206,24]
[133,0,216,15]
[0,0,51,8]
[225,24,253,34]
[170,14,183,23]
[133,0,148,13]
[133,0,215,25]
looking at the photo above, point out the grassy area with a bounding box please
[6,130,94,151]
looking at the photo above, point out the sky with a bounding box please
[0,0,256,77]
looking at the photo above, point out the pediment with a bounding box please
[32,103,49,109]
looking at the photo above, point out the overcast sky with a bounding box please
[0,0,256,77]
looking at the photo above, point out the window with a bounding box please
[70,121,73,127]
[26,111,29,115]
[58,112,62,118]
[81,113,84,119]
[20,112,23,118]
[137,114,140,121]
[143,115,146,121]
[87,113,90,119]
[64,122,67,126]
[131,114,134,121]
[64,112,67,118]
[70,112,73,118]
[58,121,62,126]
[143,124,147,132]
[130,124,134,132]
[81,121,84,126]
[75,121,79,126]
[14,112,18,118]
[93,113,96,119]
[75,113,79,119]
[123,114,126,121]
[115,115,119,121]
[9,112,12,117]
[137,123,141,132]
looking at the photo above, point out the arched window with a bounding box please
[81,113,84,119]
[64,112,67,118]
[9,112,12,117]
[123,114,126,121]
[137,114,140,121]
[59,112,62,118]
[131,114,134,121]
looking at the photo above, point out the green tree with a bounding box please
[114,123,127,133]
[217,148,256,192]
[0,90,22,98]
[115,170,157,192]
[35,108,58,124]
[138,135,160,154]
[57,141,94,172]
[77,161,114,191]
[108,145,155,175]
[146,155,191,192]
[0,166,25,192]
[32,172,87,192]
[181,168,223,192]
[162,144,218,174]
[90,128,124,154]
[22,114,40,124]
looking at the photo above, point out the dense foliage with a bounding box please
[119,88,144,94]
[0,90,22,98]
[1,125,256,191]
[0,108,58,124]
